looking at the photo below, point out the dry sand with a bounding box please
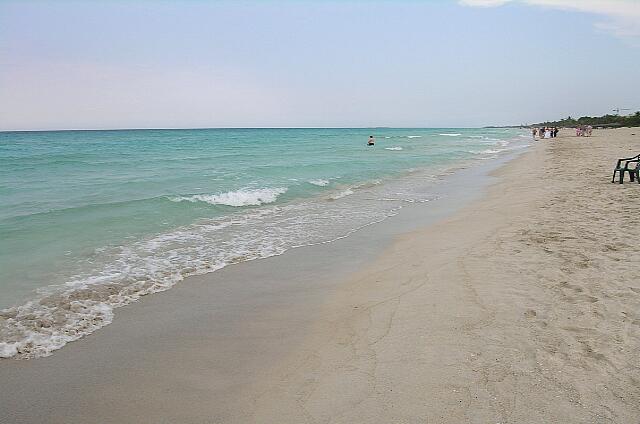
[2,128,639,423]
[245,127,640,423]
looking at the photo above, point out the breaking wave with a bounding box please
[308,179,330,187]
[170,188,287,207]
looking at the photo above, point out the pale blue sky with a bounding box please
[1,0,639,130]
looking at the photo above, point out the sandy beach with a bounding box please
[247,127,640,423]
[2,127,640,423]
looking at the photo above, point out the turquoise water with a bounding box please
[0,128,527,358]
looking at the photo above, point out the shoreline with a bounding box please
[0,129,527,359]
[0,138,523,422]
[2,128,639,422]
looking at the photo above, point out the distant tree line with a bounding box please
[532,112,640,128]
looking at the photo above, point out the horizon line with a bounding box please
[0,125,521,134]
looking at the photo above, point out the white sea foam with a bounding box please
[479,137,501,142]
[0,180,411,359]
[406,135,422,139]
[385,147,403,151]
[330,189,354,199]
[439,133,462,137]
[327,179,382,200]
[378,196,436,204]
[0,295,116,359]
[308,179,330,187]
[170,188,287,207]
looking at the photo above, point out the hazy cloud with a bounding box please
[459,0,511,6]
[460,0,640,39]
[0,63,291,130]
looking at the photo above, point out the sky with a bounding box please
[0,0,639,130]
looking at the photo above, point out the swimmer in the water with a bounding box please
[368,135,375,146]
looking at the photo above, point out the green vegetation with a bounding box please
[533,112,640,128]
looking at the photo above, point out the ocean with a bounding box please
[0,127,528,358]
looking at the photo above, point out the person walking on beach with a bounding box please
[368,135,375,146]
[532,128,538,139]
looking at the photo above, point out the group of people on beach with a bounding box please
[532,127,559,139]
[576,125,593,137]
[531,124,595,140]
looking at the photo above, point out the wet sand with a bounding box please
[2,128,640,423]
